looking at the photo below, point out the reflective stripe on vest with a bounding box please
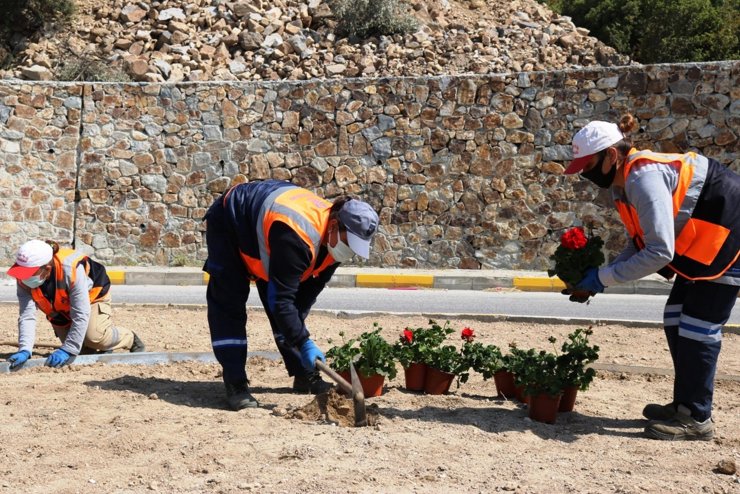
[615,149,732,279]
[240,186,335,282]
[30,249,103,322]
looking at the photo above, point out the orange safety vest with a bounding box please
[615,149,740,280]
[30,249,108,324]
[230,186,338,282]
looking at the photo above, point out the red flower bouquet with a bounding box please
[548,227,605,287]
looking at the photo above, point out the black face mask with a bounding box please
[581,153,616,189]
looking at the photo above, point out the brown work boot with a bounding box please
[642,402,677,421]
[644,404,714,441]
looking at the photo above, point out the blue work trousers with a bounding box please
[663,275,739,421]
[203,199,307,386]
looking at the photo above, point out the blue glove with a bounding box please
[299,339,325,371]
[8,350,31,369]
[576,267,605,294]
[45,349,71,368]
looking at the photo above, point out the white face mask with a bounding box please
[328,239,355,263]
[22,274,46,288]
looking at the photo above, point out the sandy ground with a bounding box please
[1,303,739,493]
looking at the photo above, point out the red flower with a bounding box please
[402,328,413,344]
[461,327,475,342]
[560,227,588,250]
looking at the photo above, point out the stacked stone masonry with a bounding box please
[0,61,738,269]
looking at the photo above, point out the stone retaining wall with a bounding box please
[0,61,738,269]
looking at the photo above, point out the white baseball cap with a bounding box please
[7,240,53,280]
[565,121,624,174]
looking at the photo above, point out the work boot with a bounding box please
[293,371,333,394]
[130,333,146,353]
[224,381,259,410]
[644,404,714,441]
[642,402,677,421]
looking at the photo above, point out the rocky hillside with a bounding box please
[1,0,631,82]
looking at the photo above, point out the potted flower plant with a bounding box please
[514,347,564,424]
[423,343,466,394]
[459,328,503,384]
[422,326,487,394]
[393,319,454,391]
[490,351,516,399]
[502,343,533,403]
[554,328,600,412]
[548,226,605,303]
[326,324,397,397]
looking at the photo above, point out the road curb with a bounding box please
[100,269,679,296]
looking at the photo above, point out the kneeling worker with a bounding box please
[204,179,379,410]
[5,240,145,369]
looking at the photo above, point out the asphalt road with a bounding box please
[4,284,738,325]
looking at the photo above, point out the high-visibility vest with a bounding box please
[615,148,740,280]
[30,249,110,325]
[222,181,337,282]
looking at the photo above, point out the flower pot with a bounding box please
[493,370,516,398]
[514,384,530,404]
[424,367,455,395]
[528,393,562,424]
[338,370,385,398]
[403,362,427,391]
[559,385,579,412]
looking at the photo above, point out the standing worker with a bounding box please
[5,240,146,369]
[563,114,740,441]
[203,179,379,411]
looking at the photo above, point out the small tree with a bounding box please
[542,0,739,63]
[329,0,418,39]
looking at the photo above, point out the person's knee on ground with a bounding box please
[83,325,142,353]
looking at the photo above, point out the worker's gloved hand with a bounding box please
[561,288,591,304]
[45,348,71,368]
[299,339,325,371]
[576,268,605,294]
[7,350,31,369]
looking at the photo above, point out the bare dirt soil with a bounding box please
[1,304,739,493]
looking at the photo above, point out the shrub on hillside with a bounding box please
[330,0,418,39]
[56,56,131,82]
[2,0,76,29]
[540,0,739,63]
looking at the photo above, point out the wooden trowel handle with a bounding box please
[314,359,353,395]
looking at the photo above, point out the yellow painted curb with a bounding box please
[356,273,434,288]
[108,270,125,285]
[513,277,566,292]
